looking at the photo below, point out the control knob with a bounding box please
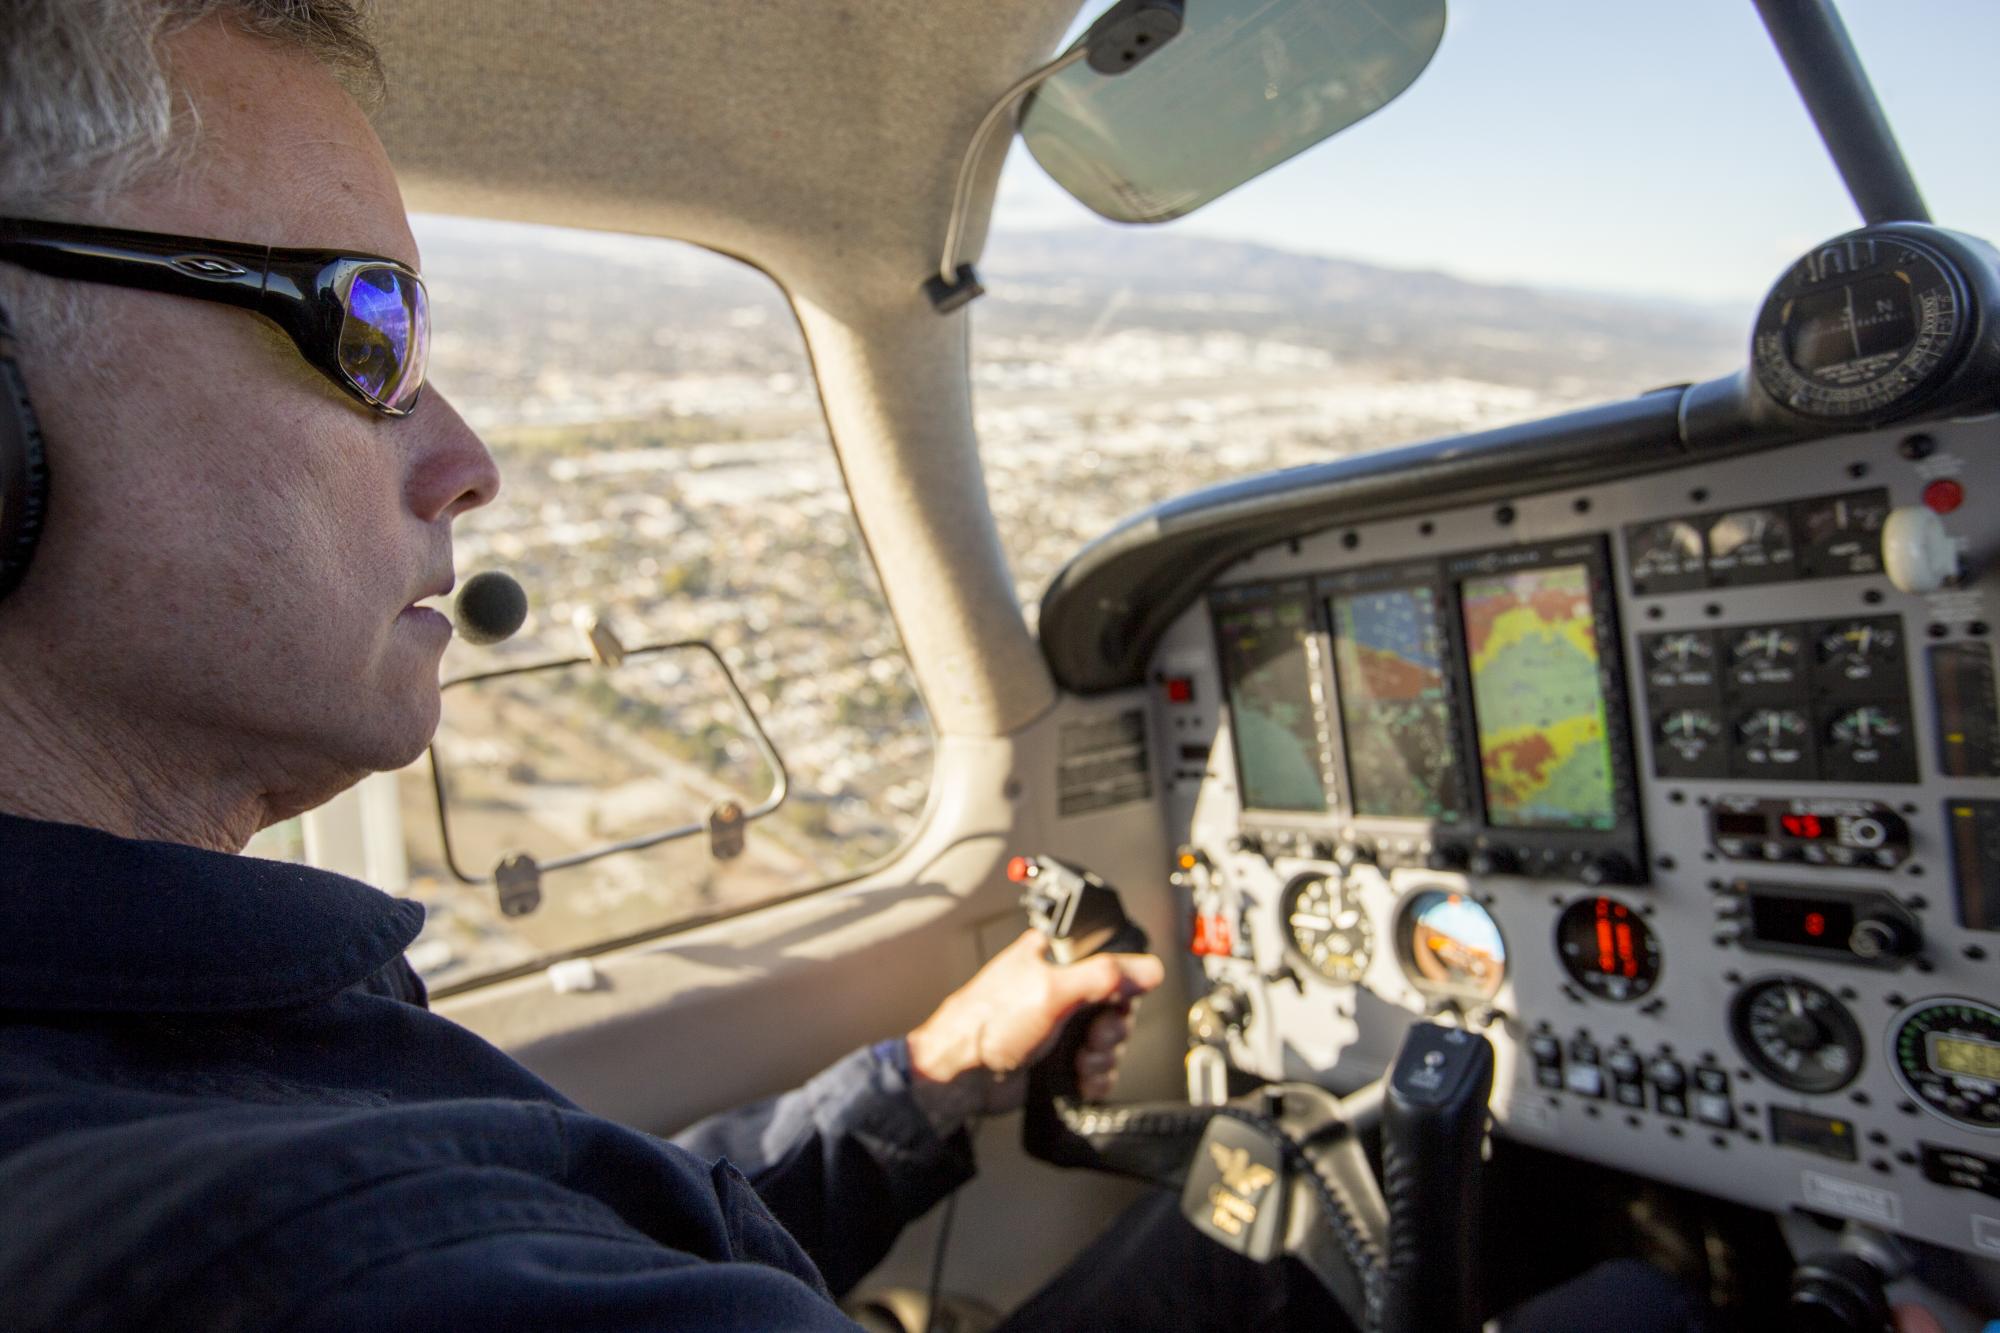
[1881,505,1958,594]
[1848,912,1920,963]
[1188,984,1250,1045]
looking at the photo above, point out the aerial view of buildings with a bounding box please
[387,218,1739,985]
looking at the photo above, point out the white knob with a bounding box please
[1881,505,1958,595]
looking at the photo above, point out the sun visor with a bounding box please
[1019,0,1447,224]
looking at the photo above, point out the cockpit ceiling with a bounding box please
[369,0,1084,309]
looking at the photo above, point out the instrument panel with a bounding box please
[1148,415,2000,1260]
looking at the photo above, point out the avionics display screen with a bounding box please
[1459,562,1618,830]
[1930,1033,2000,1082]
[1328,583,1465,821]
[1212,589,1329,813]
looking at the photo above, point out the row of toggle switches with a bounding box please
[1527,1031,1737,1129]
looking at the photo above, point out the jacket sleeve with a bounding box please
[669,1041,977,1296]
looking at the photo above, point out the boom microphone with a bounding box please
[452,570,528,645]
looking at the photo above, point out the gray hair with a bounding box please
[1,1,381,337]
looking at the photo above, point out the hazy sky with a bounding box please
[993,0,2000,306]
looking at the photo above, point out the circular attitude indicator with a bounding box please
[1555,896,1660,1002]
[1397,888,1507,1002]
[1753,232,1970,424]
[1889,998,2000,1133]
[1281,873,1372,985]
[1730,976,1865,1094]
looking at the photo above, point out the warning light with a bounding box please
[1177,851,1199,871]
[1922,478,1965,515]
[1007,856,1036,883]
[1190,913,1234,957]
[1804,911,1827,938]
[1164,676,1196,704]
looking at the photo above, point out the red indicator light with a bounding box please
[1923,478,1965,515]
[1779,813,1825,840]
[1804,911,1827,938]
[1164,676,1196,704]
[1596,901,1616,975]
[1006,856,1036,883]
[1615,922,1638,977]
[1191,913,1234,957]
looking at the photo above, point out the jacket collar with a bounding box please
[0,810,423,1013]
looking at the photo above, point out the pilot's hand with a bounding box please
[904,929,1164,1133]
[1891,1305,1946,1333]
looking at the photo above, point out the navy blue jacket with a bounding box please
[0,812,975,1331]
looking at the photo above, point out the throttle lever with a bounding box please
[1011,855,1150,1169]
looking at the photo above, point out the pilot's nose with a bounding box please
[404,388,501,522]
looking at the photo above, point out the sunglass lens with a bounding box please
[338,266,427,413]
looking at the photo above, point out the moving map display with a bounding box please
[1328,583,1465,821]
[1213,589,1330,812]
[1460,561,1618,830]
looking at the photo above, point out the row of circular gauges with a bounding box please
[1655,703,1905,764]
[1279,876,2000,1134]
[1729,980,2000,1135]
[1281,875,1650,1005]
[1647,621,1901,677]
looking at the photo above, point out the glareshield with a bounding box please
[1020,0,1447,224]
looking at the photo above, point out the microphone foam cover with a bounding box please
[452,570,528,646]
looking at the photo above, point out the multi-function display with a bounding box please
[1459,561,1618,831]
[1211,586,1330,813]
[1327,580,1465,822]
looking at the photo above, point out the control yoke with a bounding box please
[1015,855,1495,1333]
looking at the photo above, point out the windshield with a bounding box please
[978,0,2000,615]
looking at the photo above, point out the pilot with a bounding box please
[0,6,1949,1333]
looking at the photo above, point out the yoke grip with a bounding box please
[1013,856,1150,1169]
[1379,1023,1493,1333]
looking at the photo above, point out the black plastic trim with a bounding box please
[1039,387,1703,695]
[1751,0,1929,226]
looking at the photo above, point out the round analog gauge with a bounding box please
[1281,873,1372,985]
[1397,888,1506,1002]
[1655,707,1722,767]
[1737,708,1809,768]
[1753,232,1970,423]
[1650,631,1713,674]
[1730,976,1865,1094]
[1555,896,1660,1002]
[1730,625,1801,675]
[1818,620,1900,674]
[1889,998,2000,1133]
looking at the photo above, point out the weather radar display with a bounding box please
[1328,585,1464,821]
[1213,590,1330,813]
[1460,563,1617,829]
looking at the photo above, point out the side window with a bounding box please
[397,220,932,991]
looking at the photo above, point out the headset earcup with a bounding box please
[0,302,51,604]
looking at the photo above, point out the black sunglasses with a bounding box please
[0,219,428,417]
